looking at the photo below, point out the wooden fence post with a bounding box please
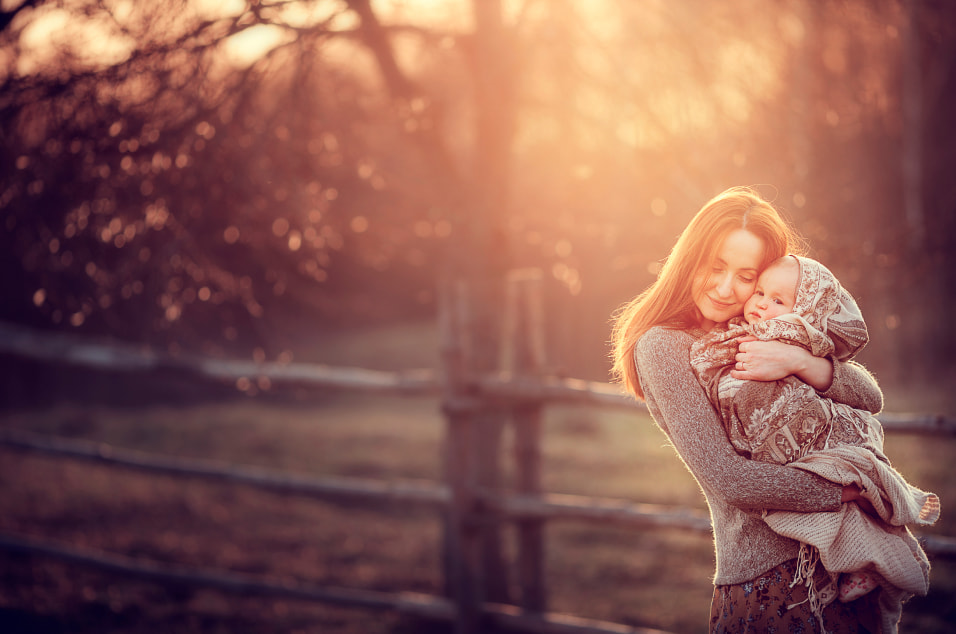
[459,276,511,607]
[504,269,547,612]
[439,277,483,634]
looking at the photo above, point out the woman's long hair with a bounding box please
[610,186,804,400]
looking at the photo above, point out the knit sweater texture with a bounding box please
[633,325,884,585]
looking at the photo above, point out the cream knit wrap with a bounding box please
[691,255,940,633]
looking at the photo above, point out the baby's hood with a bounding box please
[788,255,869,361]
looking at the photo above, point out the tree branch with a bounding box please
[344,0,415,100]
[0,0,40,36]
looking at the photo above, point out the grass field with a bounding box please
[0,321,953,633]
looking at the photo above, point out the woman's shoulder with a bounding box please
[635,326,695,360]
[638,325,695,347]
[634,326,707,405]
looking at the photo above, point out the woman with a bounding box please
[611,186,883,632]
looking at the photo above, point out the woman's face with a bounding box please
[691,228,764,330]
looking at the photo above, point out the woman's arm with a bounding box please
[820,359,883,414]
[841,482,878,517]
[635,328,844,513]
[731,337,883,413]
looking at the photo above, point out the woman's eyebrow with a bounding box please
[711,258,757,273]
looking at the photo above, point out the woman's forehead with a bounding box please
[713,229,764,269]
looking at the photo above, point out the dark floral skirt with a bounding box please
[710,559,881,633]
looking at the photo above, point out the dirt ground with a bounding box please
[0,450,453,634]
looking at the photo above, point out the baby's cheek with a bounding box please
[737,283,756,303]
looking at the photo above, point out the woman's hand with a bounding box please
[841,484,879,518]
[730,336,835,390]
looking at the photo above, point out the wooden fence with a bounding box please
[1,272,955,634]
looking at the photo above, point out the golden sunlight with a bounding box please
[16,5,135,75]
[222,24,288,67]
[372,0,471,31]
[516,0,787,151]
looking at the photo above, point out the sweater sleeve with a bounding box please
[819,359,883,414]
[635,327,843,513]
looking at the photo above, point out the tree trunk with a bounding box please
[466,0,517,606]
[901,0,925,253]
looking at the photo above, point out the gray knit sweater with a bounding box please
[634,326,884,585]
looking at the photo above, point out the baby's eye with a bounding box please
[773,298,784,305]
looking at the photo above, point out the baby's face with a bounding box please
[744,263,797,323]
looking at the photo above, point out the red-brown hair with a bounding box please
[610,186,804,399]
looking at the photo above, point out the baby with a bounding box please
[690,255,939,633]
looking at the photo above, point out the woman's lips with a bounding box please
[708,296,735,310]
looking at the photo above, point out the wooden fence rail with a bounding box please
[2,272,956,634]
[2,426,954,557]
[2,321,952,433]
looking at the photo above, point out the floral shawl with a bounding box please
[690,256,874,464]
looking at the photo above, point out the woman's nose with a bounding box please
[714,273,733,297]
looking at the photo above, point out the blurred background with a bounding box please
[1,0,955,632]
[2,0,954,403]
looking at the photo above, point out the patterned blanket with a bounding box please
[690,256,939,633]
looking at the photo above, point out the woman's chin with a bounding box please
[702,310,739,326]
